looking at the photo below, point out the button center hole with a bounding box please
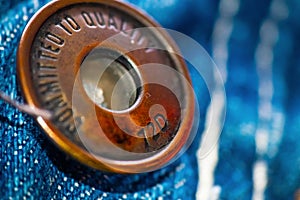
[80,48,141,111]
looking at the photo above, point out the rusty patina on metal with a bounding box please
[17,0,194,173]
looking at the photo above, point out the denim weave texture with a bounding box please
[1,0,300,199]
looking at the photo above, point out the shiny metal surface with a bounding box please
[17,0,194,173]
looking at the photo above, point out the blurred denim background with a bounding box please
[1,0,300,199]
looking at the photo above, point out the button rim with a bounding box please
[17,0,195,173]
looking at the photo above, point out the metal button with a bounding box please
[17,0,194,173]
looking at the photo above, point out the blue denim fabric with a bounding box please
[1,0,300,199]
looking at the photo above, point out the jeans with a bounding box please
[1,0,299,199]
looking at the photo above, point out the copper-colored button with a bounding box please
[17,0,194,173]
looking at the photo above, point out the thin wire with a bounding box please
[0,90,53,120]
